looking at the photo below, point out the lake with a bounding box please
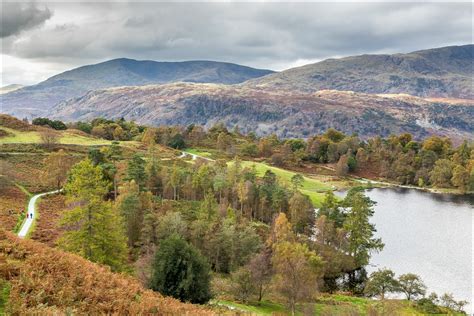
[337,188,473,313]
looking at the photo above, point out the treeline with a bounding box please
[140,123,474,192]
[45,129,468,313]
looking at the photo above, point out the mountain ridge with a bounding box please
[51,82,474,141]
[0,59,274,118]
[243,44,473,99]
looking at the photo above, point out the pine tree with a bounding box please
[126,153,147,190]
[59,159,128,272]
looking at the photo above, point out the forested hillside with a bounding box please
[1,115,470,314]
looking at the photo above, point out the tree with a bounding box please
[272,240,322,315]
[59,159,128,271]
[230,267,256,303]
[288,192,313,233]
[343,191,384,267]
[150,234,211,304]
[398,273,426,300]
[247,248,273,302]
[430,159,455,188]
[40,129,59,148]
[168,133,186,149]
[364,268,399,300]
[43,149,73,190]
[335,155,349,176]
[451,165,470,192]
[290,174,304,191]
[126,153,147,190]
[116,181,146,249]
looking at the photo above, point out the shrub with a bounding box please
[150,234,212,304]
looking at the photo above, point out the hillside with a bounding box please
[51,83,474,140]
[0,59,273,118]
[0,230,215,315]
[0,84,24,95]
[244,45,473,99]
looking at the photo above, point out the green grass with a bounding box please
[215,300,288,315]
[184,148,213,158]
[0,127,144,149]
[0,280,10,315]
[216,295,435,316]
[237,161,333,206]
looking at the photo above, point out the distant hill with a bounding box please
[0,84,24,94]
[51,83,474,140]
[244,45,473,99]
[0,59,274,118]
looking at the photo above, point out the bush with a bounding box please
[416,298,442,314]
[150,234,211,304]
[32,117,67,130]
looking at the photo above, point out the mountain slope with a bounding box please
[244,45,473,99]
[0,84,24,95]
[0,230,215,315]
[51,83,474,140]
[0,59,273,118]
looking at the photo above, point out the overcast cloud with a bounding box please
[1,1,472,86]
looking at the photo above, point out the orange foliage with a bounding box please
[0,230,216,315]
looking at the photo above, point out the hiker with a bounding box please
[26,213,29,219]
[30,213,33,219]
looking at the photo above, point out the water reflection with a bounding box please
[335,187,473,313]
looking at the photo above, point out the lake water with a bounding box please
[337,188,473,313]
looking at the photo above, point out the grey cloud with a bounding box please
[1,2,52,38]
[1,2,472,85]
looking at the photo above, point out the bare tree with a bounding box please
[40,129,59,148]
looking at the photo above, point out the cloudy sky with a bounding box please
[1,1,472,86]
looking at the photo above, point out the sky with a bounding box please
[1,1,473,87]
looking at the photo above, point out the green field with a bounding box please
[216,295,429,315]
[238,161,333,206]
[184,148,214,158]
[0,127,144,149]
[0,127,111,145]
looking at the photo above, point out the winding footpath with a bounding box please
[17,189,61,238]
[179,151,215,162]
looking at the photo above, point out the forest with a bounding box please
[1,115,471,315]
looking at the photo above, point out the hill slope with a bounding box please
[244,45,473,99]
[0,59,273,118]
[51,83,474,140]
[0,84,24,95]
[0,230,215,315]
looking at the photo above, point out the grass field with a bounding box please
[0,280,10,315]
[184,148,214,158]
[216,295,434,315]
[0,127,111,145]
[0,127,146,150]
[238,161,333,206]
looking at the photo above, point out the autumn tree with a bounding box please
[430,159,455,187]
[451,165,470,192]
[59,159,128,271]
[272,237,323,315]
[43,149,73,190]
[40,129,59,148]
[364,268,399,300]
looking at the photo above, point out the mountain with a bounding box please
[244,45,473,99]
[0,84,24,94]
[51,83,474,140]
[0,59,274,118]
